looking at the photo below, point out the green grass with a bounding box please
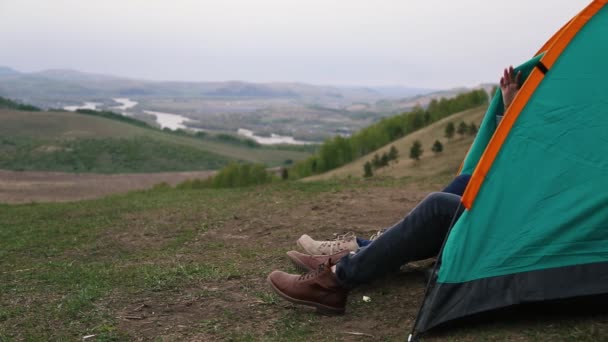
[0,109,311,172]
[0,136,231,172]
[1,179,606,340]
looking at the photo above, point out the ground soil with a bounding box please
[113,185,434,341]
[3,173,607,341]
[0,169,214,203]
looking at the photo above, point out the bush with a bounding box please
[388,145,399,161]
[432,140,443,155]
[410,140,423,161]
[177,162,275,189]
[363,161,373,178]
[445,122,455,140]
[468,122,478,136]
[457,121,468,137]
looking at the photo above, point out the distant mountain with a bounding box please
[0,66,437,108]
[370,86,439,98]
[0,66,20,76]
[33,69,123,82]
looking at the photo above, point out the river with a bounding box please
[65,98,311,145]
[143,110,192,131]
[112,98,138,112]
[63,102,102,111]
[237,128,313,145]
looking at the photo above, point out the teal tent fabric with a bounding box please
[412,2,608,337]
[441,5,608,283]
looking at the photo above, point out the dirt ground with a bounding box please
[113,185,434,341]
[0,169,214,203]
[3,174,606,341]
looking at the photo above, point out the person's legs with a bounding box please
[355,175,470,247]
[441,174,471,196]
[335,192,464,289]
[267,192,464,313]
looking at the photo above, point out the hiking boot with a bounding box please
[286,250,351,273]
[297,232,358,255]
[267,261,347,314]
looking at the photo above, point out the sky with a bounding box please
[0,0,592,88]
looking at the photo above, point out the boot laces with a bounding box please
[298,262,330,281]
[319,232,355,248]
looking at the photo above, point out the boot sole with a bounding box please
[266,276,345,315]
[287,254,313,273]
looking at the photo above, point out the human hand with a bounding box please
[500,66,522,111]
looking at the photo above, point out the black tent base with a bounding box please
[412,293,608,341]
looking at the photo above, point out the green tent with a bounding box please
[411,0,608,338]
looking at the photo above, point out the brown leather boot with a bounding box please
[286,250,350,273]
[267,261,347,314]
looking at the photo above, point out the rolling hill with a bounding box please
[305,106,487,184]
[0,108,311,173]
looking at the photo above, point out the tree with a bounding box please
[363,161,373,178]
[410,140,423,161]
[380,153,390,166]
[372,154,381,168]
[468,122,478,136]
[432,140,443,155]
[445,122,455,140]
[388,145,398,161]
[457,121,468,137]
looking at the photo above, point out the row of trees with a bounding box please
[362,139,445,177]
[363,146,399,177]
[290,89,489,179]
[445,121,478,139]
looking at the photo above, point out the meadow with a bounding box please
[0,109,311,173]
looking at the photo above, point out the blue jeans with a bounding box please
[336,192,464,289]
[356,174,470,247]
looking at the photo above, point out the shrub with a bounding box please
[445,122,455,140]
[363,161,373,178]
[432,140,443,155]
[410,140,423,161]
[177,163,275,189]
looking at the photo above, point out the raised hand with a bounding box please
[500,66,522,111]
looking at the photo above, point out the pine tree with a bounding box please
[363,161,373,178]
[372,154,381,168]
[445,122,455,140]
[380,153,390,167]
[388,145,399,161]
[457,121,468,137]
[410,140,423,161]
[468,122,478,136]
[431,140,443,155]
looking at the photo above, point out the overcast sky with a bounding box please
[0,0,591,88]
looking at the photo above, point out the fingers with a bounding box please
[501,66,522,85]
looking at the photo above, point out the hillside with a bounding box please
[0,109,310,173]
[305,106,487,184]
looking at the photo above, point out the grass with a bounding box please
[1,179,607,340]
[0,109,311,172]
[1,103,606,340]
